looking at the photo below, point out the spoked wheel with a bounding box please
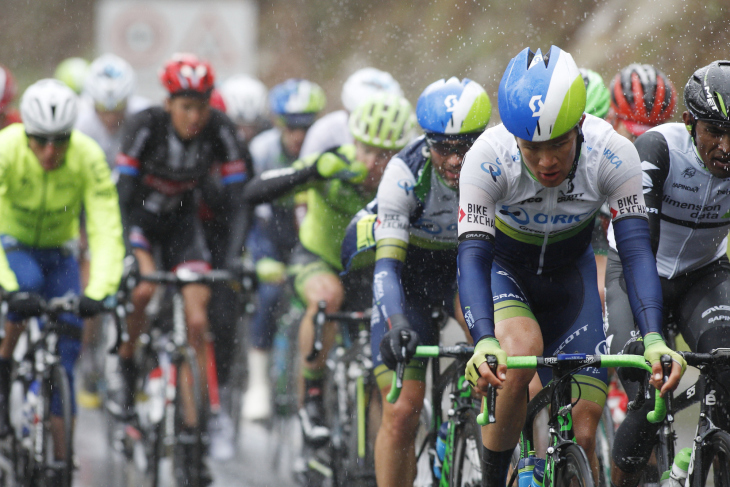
[595,406,615,487]
[450,408,483,487]
[554,443,595,487]
[698,430,730,487]
[36,365,74,487]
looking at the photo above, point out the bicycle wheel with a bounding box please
[450,407,483,487]
[696,429,730,487]
[554,443,595,487]
[171,346,205,487]
[38,364,73,487]
[595,406,615,487]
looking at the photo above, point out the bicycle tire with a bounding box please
[696,429,730,487]
[225,312,249,446]
[449,407,483,487]
[595,406,615,487]
[39,364,73,487]
[554,443,595,487]
[171,346,205,487]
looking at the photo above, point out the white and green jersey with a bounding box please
[458,114,647,273]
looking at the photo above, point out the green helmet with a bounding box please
[349,92,416,150]
[579,68,610,119]
[54,57,90,94]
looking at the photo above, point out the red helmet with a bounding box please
[159,53,215,97]
[610,64,677,136]
[0,64,18,113]
[209,88,226,111]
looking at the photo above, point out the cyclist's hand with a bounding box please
[316,153,368,183]
[6,291,44,319]
[643,332,686,396]
[380,320,420,370]
[78,296,108,318]
[255,257,287,284]
[465,337,507,395]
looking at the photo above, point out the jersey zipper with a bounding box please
[34,171,48,247]
[537,187,557,275]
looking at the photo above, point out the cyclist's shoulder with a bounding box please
[300,110,351,157]
[126,94,151,115]
[392,135,429,177]
[0,123,27,148]
[249,127,282,164]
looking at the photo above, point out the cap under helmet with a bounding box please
[610,64,677,136]
[269,79,326,128]
[349,92,416,150]
[499,46,586,142]
[341,68,403,113]
[579,68,610,119]
[416,77,491,141]
[0,64,18,113]
[684,61,730,125]
[21,79,78,136]
[159,53,215,98]
[54,57,90,95]
[219,75,268,125]
[84,53,136,111]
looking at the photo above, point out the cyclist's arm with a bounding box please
[634,131,671,255]
[372,158,416,325]
[0,146,19,292]
[241,152,320,205]
[114,110,150,244]
[81,137,125,300]
[600,133,663,337]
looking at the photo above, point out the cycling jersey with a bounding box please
[0,123,124,300]
[607,123,730,278]
[299,110,352,157]
[457,115,662,343]
[74,94,150,167]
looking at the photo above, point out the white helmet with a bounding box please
[84,53,135,111]
[341,67,403,112]
[219,75,268,125]
[21,79,78,136]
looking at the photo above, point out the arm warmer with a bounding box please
[456,238,495,343]
[224,180,252,267]
[242,164,320,205]
[373,257,407,325]
[613,216,663,337]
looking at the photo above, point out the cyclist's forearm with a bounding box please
[224,184,252,266]
[373,256,407,325]
[457,238,495,343]
[613,216,663,337]
[242,165,320,205]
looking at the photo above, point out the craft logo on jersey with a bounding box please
[529,95,544,117]
[682,167,696,179]
[480,158,502,182]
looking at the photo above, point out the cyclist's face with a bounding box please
[95,106,126,134]
[684,112,730,179]
[429,139,473,190]
[166,96,211,140]
[27,134,70,171]
[281,125,308,159]
[516,126,580,188]
[355,141,397,193]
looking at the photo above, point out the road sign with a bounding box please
[96,0,258,101]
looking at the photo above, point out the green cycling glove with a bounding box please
[643,332,687,375]
[315,152,368,183]
[465,337,507,388]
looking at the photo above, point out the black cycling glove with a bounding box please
[379,314,420,370]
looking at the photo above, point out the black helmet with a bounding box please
[684,61,730,125]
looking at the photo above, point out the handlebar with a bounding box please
[306,301,372,362]
[386,349,667,426]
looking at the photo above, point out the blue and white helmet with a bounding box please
[269,78,326,128]
[416,77,491,140]
[498,46,586,141]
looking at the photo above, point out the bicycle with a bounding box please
[631,348,730,487]
[107,268,243,487]
[391,351,666,487]
[3,294,111,487]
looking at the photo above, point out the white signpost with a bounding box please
[96,0,258,101]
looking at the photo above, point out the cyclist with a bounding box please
[242,78,326,421]
[219,74,270,142]
[341,77,491,487]
[456,46,686,485]
[607,63,677,142]
[0,64,20,129]
[54,56,90,95]
[299,67,403,157]
[111,54,249,477]
[242,92,416,447]
[76,53,150,167]
[607,60,730,487]
[0,79,124,454]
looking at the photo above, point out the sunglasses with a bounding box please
[427,139,472,157]
[28,133,71,147]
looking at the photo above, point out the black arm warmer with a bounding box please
[241,164,320,205]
